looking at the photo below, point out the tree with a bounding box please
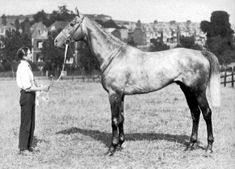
[41,31,99,75]
[49,5,75,24]
[1,14,7,25]
[200,21,211,36]
[127,38,137,47]
[41,31,65,75]
[33,10,50,26]
[177,36,202,50]
[222,49,235,64]
[41,31,75,76]
[210,11,233,38]
[95,19,119,28]
[0,30,31,71]
[14,18,20,30]
[200,11,234,64]
[21,17,31,35]
[170,20,176,25]
[77,41,99,74]
[149,38,169,51]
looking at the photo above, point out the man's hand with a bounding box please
[41,85,50,92]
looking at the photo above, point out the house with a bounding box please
[194,31,206,46]
[112,26,128,42]
[95,19,129,42]
[0,23,16,37]
[144,24,157,45]
[114,20,136,30]
[128,21,147,46]
[31,22,48,62]
[95,19,119,32]
[131,27,147,46]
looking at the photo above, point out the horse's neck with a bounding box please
[84,18,123,71]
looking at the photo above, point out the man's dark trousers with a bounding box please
[19,90,35,150]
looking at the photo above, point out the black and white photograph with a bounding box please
[0,0,234,168]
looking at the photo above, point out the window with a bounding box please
[37,41,43,48]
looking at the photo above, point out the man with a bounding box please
[16,47,49,155]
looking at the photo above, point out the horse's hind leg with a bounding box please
[196,92,214,153]
[179,83,201,150]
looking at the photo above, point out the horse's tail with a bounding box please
[202,50,221,107]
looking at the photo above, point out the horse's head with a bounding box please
[54,13,85,48]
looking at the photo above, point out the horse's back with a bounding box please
[103,47,211,94]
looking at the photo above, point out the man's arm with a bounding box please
[25,85,50,92]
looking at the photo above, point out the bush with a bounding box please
[149,38,170,52]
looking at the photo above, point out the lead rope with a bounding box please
[50,43,69,87]
[56,44,69,82]
[36,44,69,106]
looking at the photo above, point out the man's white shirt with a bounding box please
[16,60,34,90]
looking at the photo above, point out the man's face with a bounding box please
[24,49,32,61]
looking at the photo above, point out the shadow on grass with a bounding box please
[56,127,190,148]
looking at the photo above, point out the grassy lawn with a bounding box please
[0,79,234,169]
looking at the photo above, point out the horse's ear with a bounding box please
[75,7,80,17]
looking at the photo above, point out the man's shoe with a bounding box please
[28,147,40,153]
[28,147,33,152]
[19,149,31,156]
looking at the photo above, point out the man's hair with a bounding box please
[16,47,29,60]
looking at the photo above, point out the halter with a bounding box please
[53,16,85,82]
[37,17,85,105]
[65,16,85,44]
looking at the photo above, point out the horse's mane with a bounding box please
[87,17,125,47]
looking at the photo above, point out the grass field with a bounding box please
[0,79,234,169]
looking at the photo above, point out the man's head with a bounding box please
[17,47,32,61]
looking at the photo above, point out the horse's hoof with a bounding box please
[116,145,123,151]
[105,151,114,156]
[184,147,193,151]
[184,142,197,151]
[105,147,116,156]
[205,144,213,154]
[203,150,213,158]
[205,148,213,154]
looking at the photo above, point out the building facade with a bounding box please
[31,22,48,62]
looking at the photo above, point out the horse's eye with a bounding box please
[70,23,74,26]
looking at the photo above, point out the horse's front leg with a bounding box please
[107,93,122,156]
[117,95,125,150]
